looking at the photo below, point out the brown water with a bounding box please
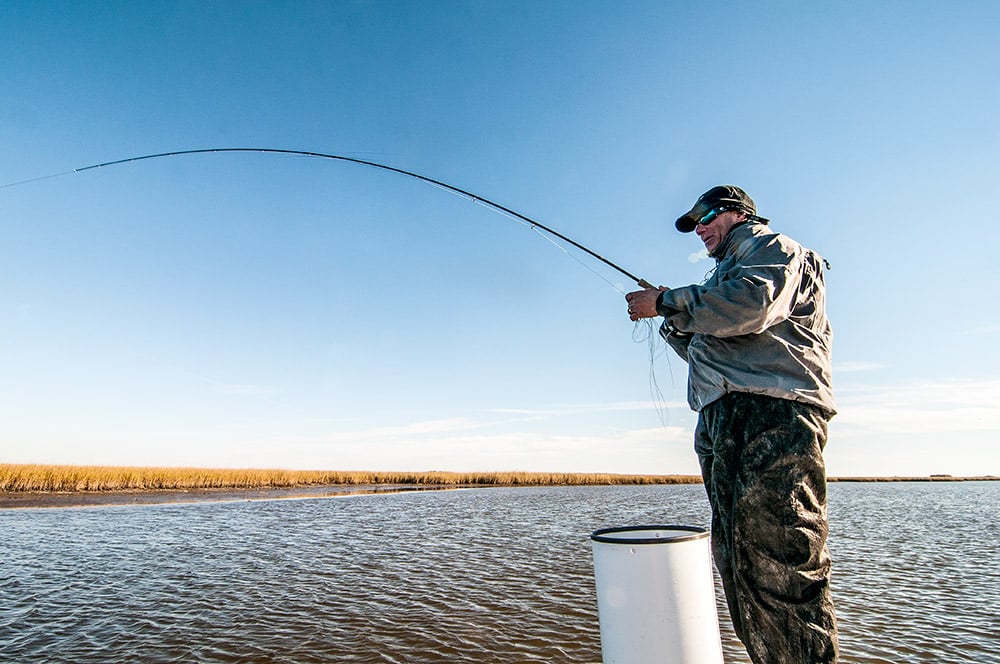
[1,483,998,663]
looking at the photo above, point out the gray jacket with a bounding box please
[657,222,835,415]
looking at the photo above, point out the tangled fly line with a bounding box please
[1,147,654,293]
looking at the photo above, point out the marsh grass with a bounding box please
[0,464,702,493]
[828,475,997,482]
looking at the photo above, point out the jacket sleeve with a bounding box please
[659,237,803,338]
[658,321,691,362]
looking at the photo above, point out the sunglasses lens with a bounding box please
[700,209,718,225]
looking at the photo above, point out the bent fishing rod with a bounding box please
[2,147,654,290]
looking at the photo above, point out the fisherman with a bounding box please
[625,185,838,664]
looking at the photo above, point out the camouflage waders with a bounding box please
[696,392,838,664]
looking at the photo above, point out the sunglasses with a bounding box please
[698,206,739,226]
[698,208,722,226]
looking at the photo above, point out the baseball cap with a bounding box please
[675,185,757,233]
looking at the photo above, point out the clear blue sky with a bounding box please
[1,1,997,477]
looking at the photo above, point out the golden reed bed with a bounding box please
[2,464,995,495]
[0,464,702,493]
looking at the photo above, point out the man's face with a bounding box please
[695,209,745,254]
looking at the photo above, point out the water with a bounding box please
[1,482,997,663]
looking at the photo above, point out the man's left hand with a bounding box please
[625,287,666,322]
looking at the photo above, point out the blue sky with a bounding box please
[1,1,997,477]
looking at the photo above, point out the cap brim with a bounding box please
[675,200,710,233]
[675,213,698,233]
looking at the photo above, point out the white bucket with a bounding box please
[591,525,724,664]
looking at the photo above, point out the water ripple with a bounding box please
[2,483,998,662]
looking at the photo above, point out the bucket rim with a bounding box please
[590,524,709,544]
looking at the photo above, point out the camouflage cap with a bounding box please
[675,185,757,233]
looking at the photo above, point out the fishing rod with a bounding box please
[3,147,654,290]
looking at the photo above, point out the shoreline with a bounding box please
[0,484,452,510]
[2,476,996,510]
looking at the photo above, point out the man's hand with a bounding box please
[625,287,667,322]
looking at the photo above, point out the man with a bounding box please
[625,185,838,663]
